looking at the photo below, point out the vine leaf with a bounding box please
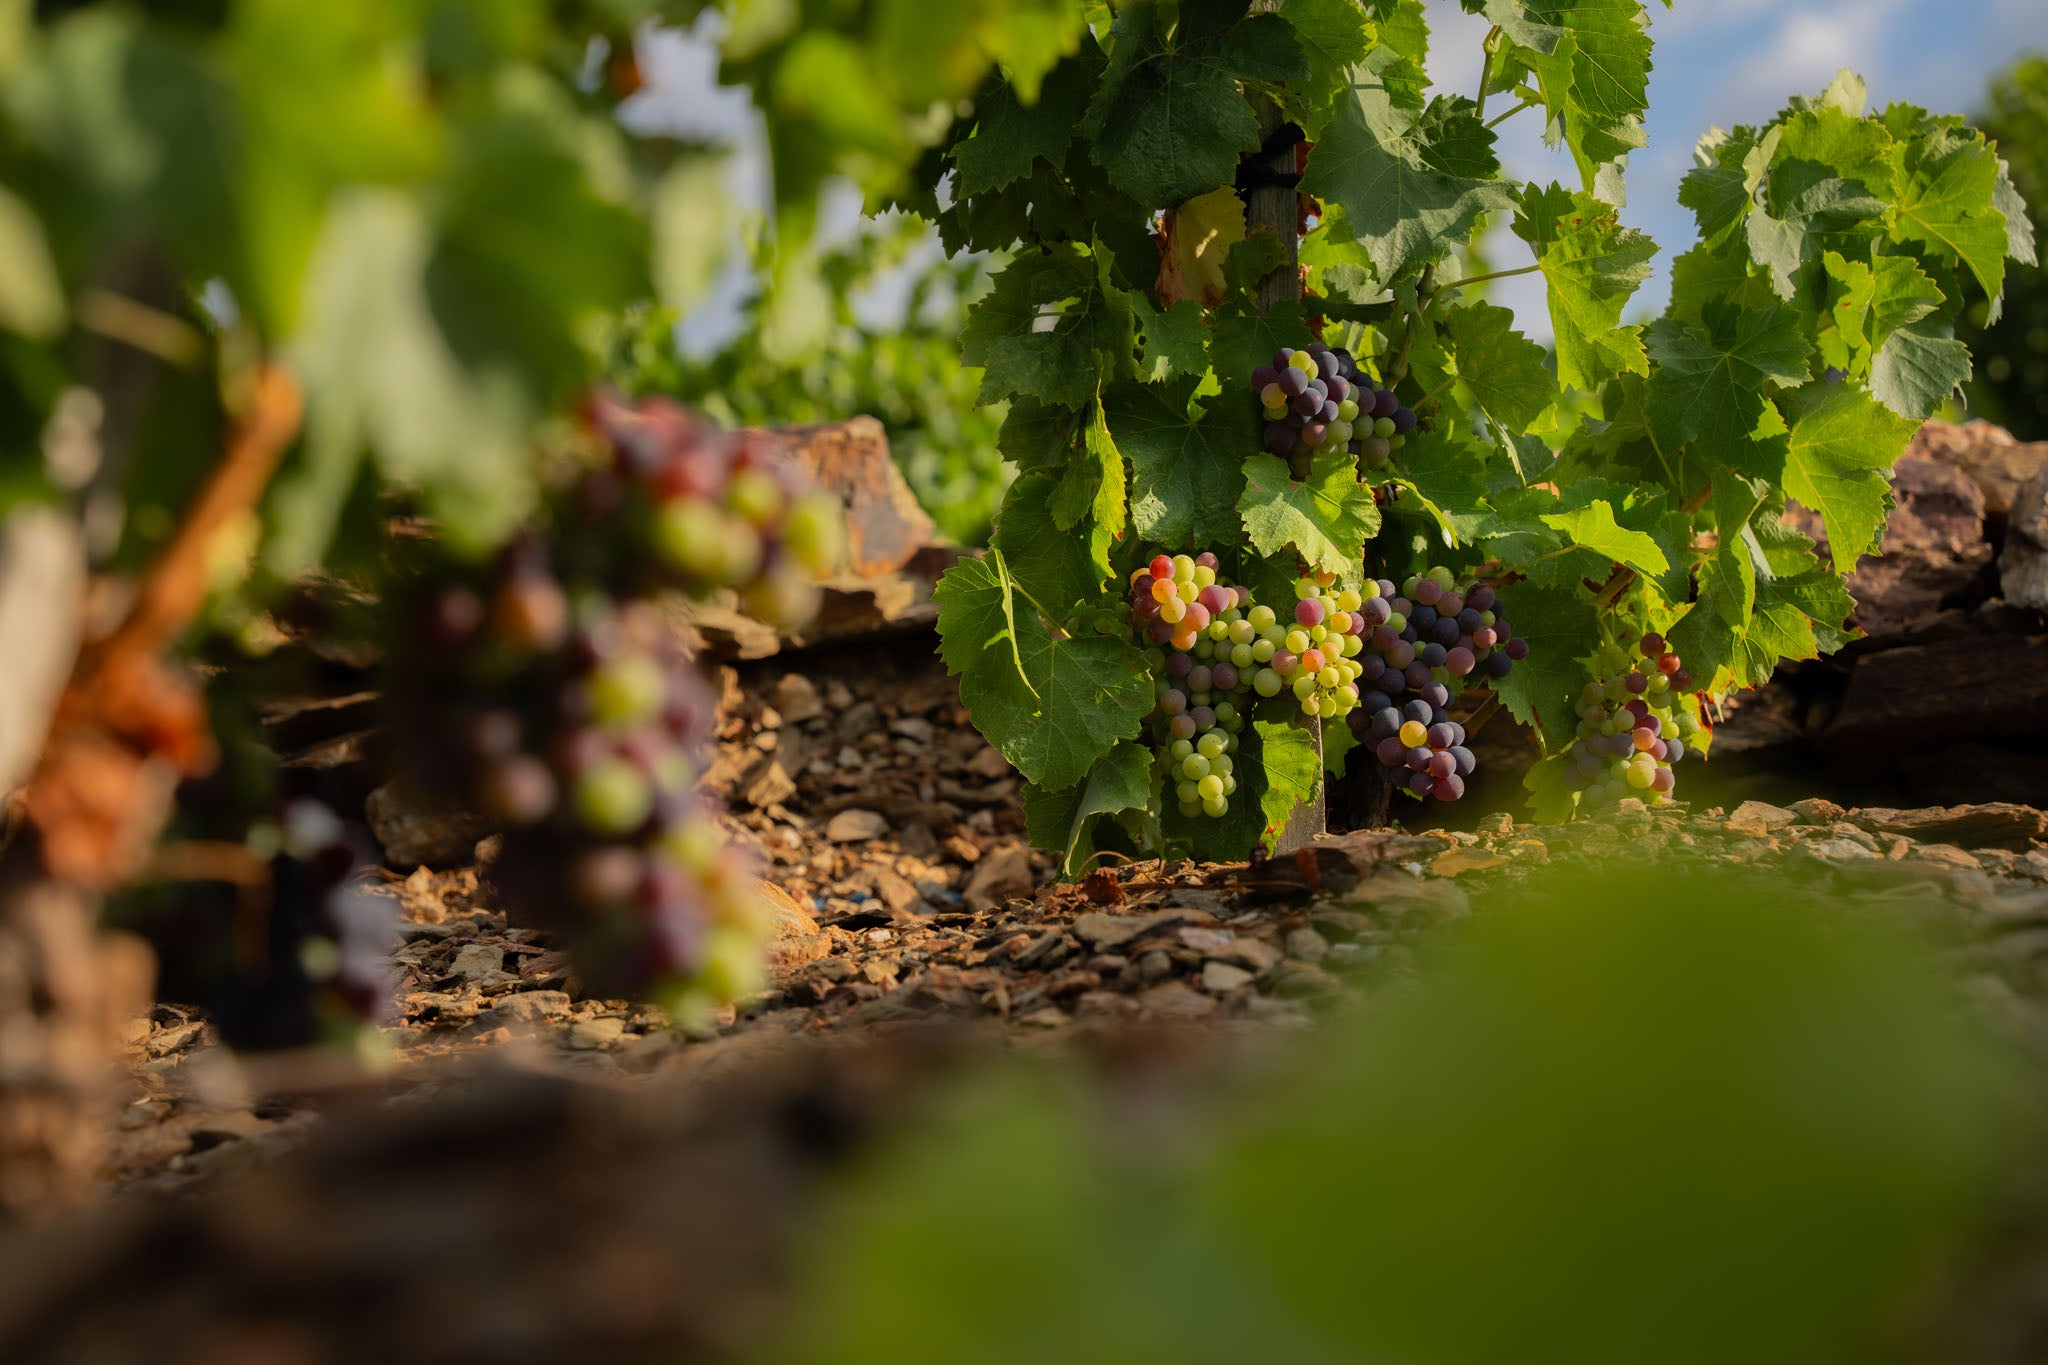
[960,242,1135,408]
[1024,742,1153,877]
[1488,580,1602,745]
[1778,380,1919,567]
[1104,379,1246,548]
[1254,712,1322,851]
[1870,318,1971,420]
[1303,80,1515,285]
[934,554,1153,791]
[995,472,1113,619]
[1887,128,2011,310]
[1132,294,1211,382]
[1519,0,1653,184]
[1512,182,1657,391]
[951,39,1105,198]
[1276,0,1374,123]
[1441,301,1558,434]
[1239,450,1382,578]
[1082,1,1308,209]
[1538,499,1668,577]
[1644,300,1811,478]
[1670,559,1855,694]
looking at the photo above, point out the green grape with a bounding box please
[589,655,665,729]
[654,497,729,579]
[1181,754,1211,780]
[781,490,844,572]
[725,466,786,525]
[572,759,652,837]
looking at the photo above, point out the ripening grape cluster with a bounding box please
[1558,631,1701,809]
[571,392,843,627]
[1353,567,1530,802]
[1254,342,1416,467]
[1243,574,1371,720]
[384,395,842,1017]
[1127,553,1252,819]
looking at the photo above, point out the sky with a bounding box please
[1422,0,2046,337]
[620,0,2047,351]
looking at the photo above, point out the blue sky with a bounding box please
[625,1,2046,351]
[1425,0,2046,337]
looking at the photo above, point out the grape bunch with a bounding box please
[570,392,844,626]
[1244,574,1369,722]
[1126,554,1252,819]
[1350,567,1530,802]
[1253,342,1416,466]
[1557,631,1701,809]
[382,396,842,1018]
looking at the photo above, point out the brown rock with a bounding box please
[773,673,823,724]
[962,845,1034,913]
[1852,804,2048,850]
[1725,800,1797,835]
[365,779,496,869]
[1910,419,2048,519]
[1200,961,1255,993]
[745,416,936,577]
[1072,910,1183,951]
[1998,466,2048,612]
[825,809,888,843]
[754,879,828,972]
[1823,636,2048,764]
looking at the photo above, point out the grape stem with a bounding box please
[1473,26,1502,120]
[1386,262,1437,385]
[1433,263,1541,294]
[1484,98,1539,130]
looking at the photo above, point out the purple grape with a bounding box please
[1252,364,1278,389]
[1433,773,1467,801]
[1450,745,1475,776]
[1420,643,1447,667]
[1265,422,1298,454]
[1301,422,1328,447]
[1320,400,1341,423]
[1377,736,1407,767]
[1426,722,1456,749]
[1316,351,1341,379]
[1404,661,1432,689]
[1189,705,1216,730]
[1505,637,1530,661]
[1327,375,1351,403]
[1391,406,1417,435]
[1210,662,1239,691]
[1406,746,1432,771]
[1420,683,1450,709]
[1408,770,1435,796]
[1166,652,1192,677]
[1160,689,1188,715]
[1433,617,1461,646]
[1186,665,1213,692]
[1279,368,1309,397]
[1371,389,1398,419]
[1402,699,1432,724]
[1468,585,1496,612]
[1484,651,1513,678]
[1362,690,1393,714]
[1362,597,1392,625]
[1373,707,1403,738]
[1170,714,1197,741]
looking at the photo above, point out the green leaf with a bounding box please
[1644,301,1811,477]
[1670,560,1855,693]
[1082,1,1308,209]
[1870,317,1970,419]
[1239,450,1382,578]
[1303,82,1515,285]
[1888,129,2010,309]
[1522,750,1580,824]
[1488,579,1601,744]
[1255,711,1323,851]
[1104,379,1246,548]
[1393,421,1497,545]
[1441,301,1557,433]
[995,471,1113,616]
[1278,0,1373,119]
[1512,183,1657,392]
[1779,380,1919,565]
[1521,0,1652,183]
[1024,742,1153,877]
[935,554,1154,790]
[952,40,1104,198]
[1538,499,1667,576]
[1132,294,1211,382]
[1209,299,1310,389]
[961,243,1136,408]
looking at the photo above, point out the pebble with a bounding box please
[493,990,572,1023]
[1791,837,1880,864]
[1726,800,1797,834]
[1140,982,1218,1018]
[564,1017,626,1050]
[1284,928,1330,964]
[825,809,889,843]
[1200,961,1255,993]
[449,944,503,982]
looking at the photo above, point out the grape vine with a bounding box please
[923,1,2033,865]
